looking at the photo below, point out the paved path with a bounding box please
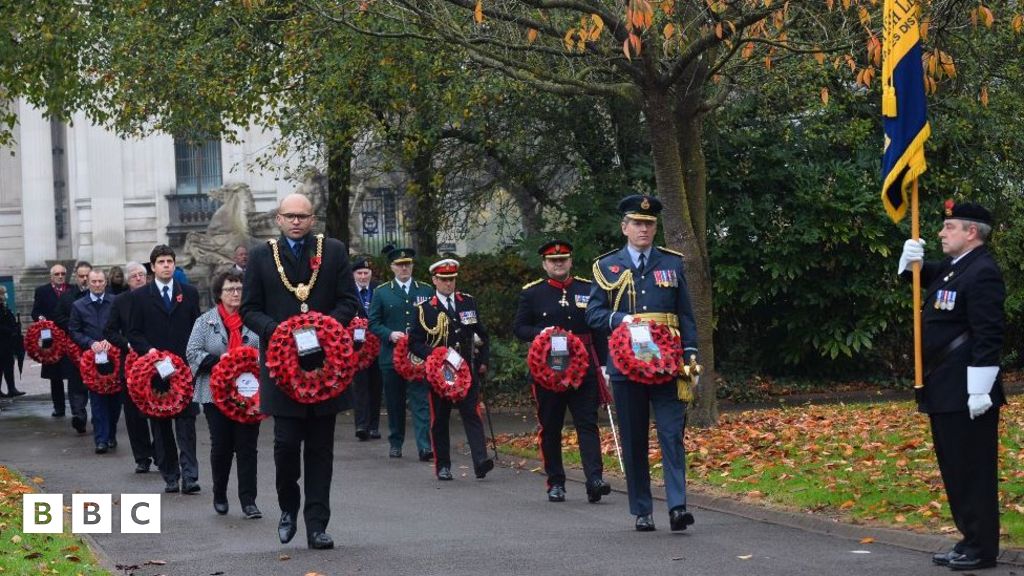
[1,365,1018,575]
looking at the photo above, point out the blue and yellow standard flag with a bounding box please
[881,0,930,223]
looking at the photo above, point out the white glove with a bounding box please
[621,314,634,325]
[897,239,925,274]
[968,393,993,420]
[601,366,609,383]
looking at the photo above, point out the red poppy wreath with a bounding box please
[124,348,140,375]
[424,347,473,402]
[24,320,68,365]
[609,320,682,385]
[209,346,266,424]
[127,350,195,418]
[347,317,381,372]
[79,347,123,395]
[265,311,356,404]
[392,335,426,382]
[527,329,589,393]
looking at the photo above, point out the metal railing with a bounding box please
[165,193,222,247]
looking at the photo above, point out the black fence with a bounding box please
[358,187,414,256]
[166,193,222,247]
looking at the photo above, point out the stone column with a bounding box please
[18,100,58,267]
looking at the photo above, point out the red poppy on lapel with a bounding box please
[176,294,183,303]
[310,256,322,271]
[609,265,621,274]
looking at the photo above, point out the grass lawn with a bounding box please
[495,400,1024,548]
[0,466,111,575]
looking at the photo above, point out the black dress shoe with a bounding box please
[213,498,229,515]
[108,438,117,449]
[51,411,65,418]
[135,460,151,474]
[437,466,453,481]
[418,450,433,462]
[308,531,334,550]
[586,478,612,503]
[95,442,108,454]
[71,417,86,433]
[932,550,966,566]
[369,429,381,439]
[278,512,297,543]
[669,506,695,531]
[355,429,369,441]
[948,556,997,571]
[242,504,262,519]
[635,514,656,532]
[389,446,402,458]
[164,481,180,493]
[475,459,494,479]
[547,485,566,502]
[182,481,201,494]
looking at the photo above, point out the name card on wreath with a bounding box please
[235,372,259,398]
[293,327,322,357]
[548,334,569,372]
[40,329,53,347]
[353,328,366,342]
[156,357,176,379]
[95,351,109,365]
[446,349,464,370]
[628,323,661,363]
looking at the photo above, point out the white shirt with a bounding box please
[155,279,174,296]
[435,291,455,311]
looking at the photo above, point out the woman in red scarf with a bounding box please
[186,270,263,519]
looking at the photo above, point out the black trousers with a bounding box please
[50,377,66,414]
[121,388,155,465]
[273,413,336,533]
[428,381,488,473]
[152,402,199,484]
[204,403,260,506]
[0,355,16,393]
[351,361,382,433]
[533,376,603,488]
[67,369,89,422]
[929,408,1001,560]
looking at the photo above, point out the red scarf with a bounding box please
[217,303,244,350]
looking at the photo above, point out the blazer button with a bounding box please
[542,312,547,317]
[641,290,646,294]
[643,306,648,310]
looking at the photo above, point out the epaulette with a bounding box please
[457,291,473,298]
[573,276,592,283]
[656,246,685,258]
[522,278,544,290]
[593,248,617,262]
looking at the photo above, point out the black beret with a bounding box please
[943,199,992,225]
[351,258,371,272]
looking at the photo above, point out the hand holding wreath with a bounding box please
[210,346,267,424]
[392,335,426,382]
[527,329,589,392]
[79,346,123,395]
[347,317,381,372]
[265,311,356,404]
[24,320,68,365]
[608,320,682,385]
[126,350,195,418]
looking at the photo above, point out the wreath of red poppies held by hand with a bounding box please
[124,348,139,375]
[392,335,426,382]
[347,317,381,372]
[24,320,70,365]
[126,350,195,418]
[209,346,267,424]
[609,320,682,385]
[424,347,473,402]
[265,311,356,404]
[79,347,123,395]
[527,330,589,393]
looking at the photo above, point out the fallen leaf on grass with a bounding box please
[24,552,42,559]
[31,476,44,484]
[10,535,22,544]
[64,555,80,562]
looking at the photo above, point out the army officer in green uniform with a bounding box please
[368,248,435,460]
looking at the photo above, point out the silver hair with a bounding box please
[124,261,146,275]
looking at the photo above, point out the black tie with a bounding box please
[638,253,646,275]
[291,241,303,259]
[162,286,172,311]
[360,287,369,306]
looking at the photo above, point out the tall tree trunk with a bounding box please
[508,182,543,238]
[326,134,353,245]
[643,84,719,427]
[408,151,438,255]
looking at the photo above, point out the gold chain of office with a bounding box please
[269,234,324,305]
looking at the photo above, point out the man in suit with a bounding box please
[233,245,248,274]
[52,261,94,433]
[104,261,157,473]
[513,240,611,504]
[241,193,360,550]
[586,195,698,533]
[368,247,435,460]
[128,246,202,495]
[350,257,382,441]
[899,201,1005,571]
[31,264,70,413]
[69,269,121,454]
[408,258,494,481]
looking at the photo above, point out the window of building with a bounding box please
[174,138,222,194]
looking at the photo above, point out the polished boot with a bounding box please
[278,511,297,543]
[135,459,152,474]
[474,459,494,479]
[182,481,201,494]
[308,532,334,550]
[932,550,966,566]
[355,428,369,441]
[586,478,612,503]
[389,446,402,458]
[213,497,229,515]
[948,556,997,571]
[242,505,262,519]
[635,514,655,532]
[669,506,695,531]
[437,466,453,481]
[418,450,433,462]
[547,485,566,502]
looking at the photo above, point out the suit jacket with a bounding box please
[241,232,361,417]
[31,283,70,321]
[513,276,608,367]
[50,286,88,379]
[409,292,490,371]
[354,280,381,319]
[906,245,1006,414]
[69,294,117,349]
[127,281,201,359]
[104,286,138,352]
[586,245,698,381]
[368,278,434,369]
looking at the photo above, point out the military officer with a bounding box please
[898,201,1005,571]
[586,194,698,532]
[408,258,494,481]
[367,247,435,460]
[513,240,612,503]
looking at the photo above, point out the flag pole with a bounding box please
[912,179,923,388]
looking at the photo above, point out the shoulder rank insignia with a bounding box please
[573,276,592,283]
[656,246,685,257]
[593,248,617,262]
[522,278,544,290]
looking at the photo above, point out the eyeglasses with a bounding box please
[221,287,243,294]
[279,213,313,222]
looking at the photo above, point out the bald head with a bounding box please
[277,194,316,240]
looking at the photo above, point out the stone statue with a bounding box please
[180,182,257,277]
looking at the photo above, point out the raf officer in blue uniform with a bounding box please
[586,194,698,532]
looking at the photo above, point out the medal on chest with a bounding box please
[934,289,957,311]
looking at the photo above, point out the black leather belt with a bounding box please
[923,331,970,380]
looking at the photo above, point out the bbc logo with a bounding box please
[23,494,161,534]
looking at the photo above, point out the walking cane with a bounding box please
[481,372,500,461]
[602,376,625,474]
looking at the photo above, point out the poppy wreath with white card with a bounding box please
[209,346,267,424]
[392,335,427,382]
[609,320,682,385]
[265,311,356,404]
[424,347,473,402]
[79,347,123,395]
[527,329,589,393]
[347,317,381,372]
[24,320,68,365]
[127,350,195,418]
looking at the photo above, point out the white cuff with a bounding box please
[967,366,999,395]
